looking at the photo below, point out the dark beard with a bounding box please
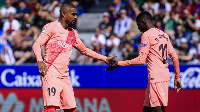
[69,20,77,29]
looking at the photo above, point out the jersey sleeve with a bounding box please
[36,23,55,46]
[167,38,175,55]
[139,33,151,54]
[74,34,107,62]
[73,31,82,47]
[32,23,55,61]
[117,33,150,66]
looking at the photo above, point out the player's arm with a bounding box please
[106,49,148,71]
[106,33,150,71]
[74,36,116,65]
[168,40,182,92]
[32,24,53,76]
[117,52,147,66]
[118,33,150,66]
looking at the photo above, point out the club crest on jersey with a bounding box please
[140,43,147,47]
[70,34,73,41]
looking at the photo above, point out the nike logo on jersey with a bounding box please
[152,101,157,104]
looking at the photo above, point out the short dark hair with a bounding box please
[60,3,76,17]
[61,3,76,10]
[136,11,153,22]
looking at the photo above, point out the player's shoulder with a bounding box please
[142,28,153,38]
[41,21,59,34]
[45,21,59,28]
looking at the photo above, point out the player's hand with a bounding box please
[105,55,117,66]
[105,61,119,71]
[174,80,182,92]
[38,61,47,77]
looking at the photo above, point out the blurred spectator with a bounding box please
[108,0,124,23]
[128,18,141,41]
[34,10,53,30]
[163,11,180,40]
[74,52,89,65]
[188,0,200,17]
[31,2,43,21]
[43,0,59,12]
[142,0,156,16]
[88,27,106,64]
[11,28,35,65]
[154,0,171,20]
[15,1,31,21]
[20,13,34,30]
[123,41,138,60]
[0,30,15,65]
[113,9,132,38]
[98,12,113,38]
[106,33,121,55]
[12,0,20,8]
[171,0,186,19]
[121,31,134,45]
[155,20,164,31]
[1,0,200,65]
[174,24,189,48]
[134,0,145,7]
[74,40,89,65]
[183,9,196,39]
[51,3,61,21]
[20,13,40,42]
[1,0,16,19]
[71,0,81,16]
[108,42,125,61]
[194,11,200,28]
[176,37,190,63]
[179,33,200,64]
[124,0,140,20]
[90,27,106,54]
[25,0,37,9]
[2,13,21,42]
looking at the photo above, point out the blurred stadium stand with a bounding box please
[77,13,103,32]
[88,0,112,13]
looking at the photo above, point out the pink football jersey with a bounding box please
[139,28,174,83]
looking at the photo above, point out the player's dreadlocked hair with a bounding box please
[136,11,153,22]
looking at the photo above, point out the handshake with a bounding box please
[105,55,119,71]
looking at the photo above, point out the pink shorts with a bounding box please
[144,81,169,107]
[41,75,76,109]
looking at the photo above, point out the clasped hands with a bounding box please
[105,55,119,71]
